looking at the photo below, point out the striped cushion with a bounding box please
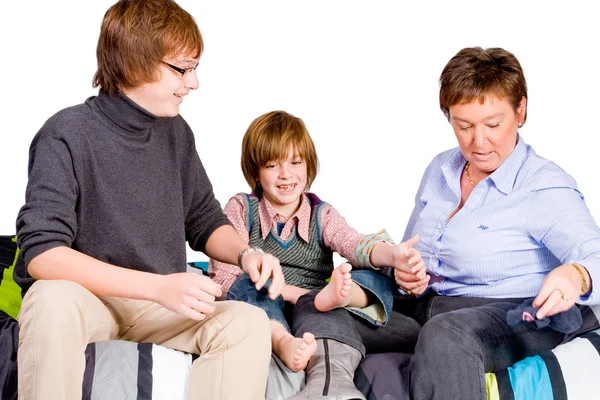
[83,341,303,400]
[83,341,193,400]
[486,329,600,400]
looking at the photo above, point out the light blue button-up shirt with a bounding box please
[403,136,600,305]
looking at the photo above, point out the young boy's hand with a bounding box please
[241,251,285,300]
[392,234,430,295]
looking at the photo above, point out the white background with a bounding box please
[1,1,599,262]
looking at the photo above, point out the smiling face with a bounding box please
[449,95,526,176]
[258,145,307,217]
[123,54,200,117]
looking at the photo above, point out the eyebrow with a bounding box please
[452,113,505,124]
[176,58,200,67]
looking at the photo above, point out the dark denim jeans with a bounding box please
[393,293,600,400]
[227,269,397,356]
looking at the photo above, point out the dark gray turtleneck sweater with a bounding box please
[15,90,230,293]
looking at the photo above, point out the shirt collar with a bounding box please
[258,193,311,242]
[441,155,466,200]
[441,134,527,196]
[488,134,527,195]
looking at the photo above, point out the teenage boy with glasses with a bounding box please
[15,1,283,399]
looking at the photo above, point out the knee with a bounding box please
[416,313,480,355]
[19,280,89,333]
[295,289,318,307]
[220,301,270,338]
[410,314,486,400]
[22,280,85,312]
[228,274,278,304]
[21,280,91,320]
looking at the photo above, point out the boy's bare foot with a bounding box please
[274,332,317,372]
[315,263,353,312]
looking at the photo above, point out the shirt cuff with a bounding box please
[355,229,395,269]
[212,267,243,301]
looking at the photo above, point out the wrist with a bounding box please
[370,241,392,267]
[572,263,591,296]
[237,246,264,269]
[147,273,167,303]
[357,229,394,268]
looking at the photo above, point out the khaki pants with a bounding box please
[18,280,271,400]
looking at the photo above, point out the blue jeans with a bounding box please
[227,269,396,356]
[395,293,600,400]
[227,273,290,330]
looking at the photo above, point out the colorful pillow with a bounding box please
[486,327,600,400]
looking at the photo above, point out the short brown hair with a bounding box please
[241,111,319,194]
[93,0,203,95]
[439,47,528,124]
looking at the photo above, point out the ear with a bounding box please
[517,97,527,125]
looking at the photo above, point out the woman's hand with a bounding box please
[533,263,587,319]
[392,234,430,295]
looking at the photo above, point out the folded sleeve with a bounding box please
[17,133,79,265]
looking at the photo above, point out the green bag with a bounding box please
[0,235,22,319]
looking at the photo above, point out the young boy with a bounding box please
[15,1,283,399]
[210,110,426,399]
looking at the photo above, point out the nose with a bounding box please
[278,164,291,179]
[184,69,199,90]
[473,125,486,147]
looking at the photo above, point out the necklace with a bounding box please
[464,162,476,187]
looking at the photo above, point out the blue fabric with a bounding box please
[403,135,600,303]
[227,269,395,332]
[186,261,209,275]
[507,355,554,400]
[347,269,394,326]
[227,273,289,331]
[506,298,583,333]
[276,222,285,236]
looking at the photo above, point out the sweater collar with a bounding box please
[89,90,159,137]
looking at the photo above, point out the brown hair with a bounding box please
[241,111,319,194]
[439,47,528,124]
[92,0,203,95]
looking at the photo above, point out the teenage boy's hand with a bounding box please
[241,251,285,300]
[392,234,430,295]
[156,272,222,320]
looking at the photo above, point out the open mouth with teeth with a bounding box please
[277,184,297,192]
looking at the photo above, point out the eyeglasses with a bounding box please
[161,61,198,77]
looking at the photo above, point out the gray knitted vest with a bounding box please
[243,193,334,290]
